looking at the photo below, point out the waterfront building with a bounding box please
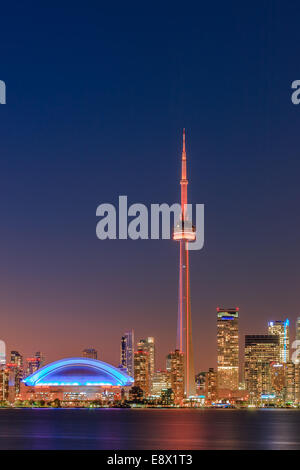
[21,357,133,403]
[270,362,285,400]
[205,368,218,404]
[195,371,206,395]
[268,320,290,363]
[285,361,300,404]
[0,368,9,401]
[152,370,170,396]
[160,388,174,405]
[82,348,98,359]
[217,308,239,391]
[134,349,149,397]
[137,338,155,393]
[120,330,134,377]
[10,351,23,396]
[168,349,184,404]
[244,335,280,403]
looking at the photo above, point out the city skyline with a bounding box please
[1,312,299,407]
[2,313,300,375]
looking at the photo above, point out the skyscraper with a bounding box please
[35,351,45,368]
[270,362,285,399]
[145,337,155,381]
[10,351,23,395]
[25,352,44,378]
[284,361,299,404]
[0,341,6,369]
[152,370,170,396]
[167,350,184,404]
[82,348,98,359]
[244,335,280,403]
[120,330,134,377]
[11,351,23,369]
[137,337,155,393]
[217,307,239,391]
[0,369,9,401]
[173,130,196,397]
[205,368,218,405]
[268,319,290,363]
[134,349,149,397]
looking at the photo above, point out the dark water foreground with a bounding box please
[0,408,299,450]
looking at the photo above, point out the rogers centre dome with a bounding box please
[20,357,134,402]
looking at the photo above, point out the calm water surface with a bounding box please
[0,408,299,450]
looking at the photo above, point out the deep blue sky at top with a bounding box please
[1,1,300,370]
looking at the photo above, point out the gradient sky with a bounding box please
[1,1,300,372]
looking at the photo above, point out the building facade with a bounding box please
[244,335,280,403]
[21,357,133,403]
[285,361,300,404]
[25,352,45,378]
[134,349,149,397]
[137,337,155,393]
[217,308,239,391]
[205,368,218,405]
[120,330,134,377]
[268,320,290,363]
[168,350,184,404]
[0,340,6,369]
[152,370,170,396]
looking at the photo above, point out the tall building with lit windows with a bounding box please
[134,349,149,397]
[205,368,218,404]
[25,352,44,378]
[268,319,290,363]
[0,341,6,369]
[152,370,170,396]
[167,350,184,404]
[285,361,300,404]
[217,308,239,391]
[120,330,134,377]
[244,335,280,403]
[10,351,23,395]
[137,337,155,393]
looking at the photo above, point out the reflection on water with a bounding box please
[0,409,299,450]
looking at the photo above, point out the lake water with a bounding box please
[0,408,299,450]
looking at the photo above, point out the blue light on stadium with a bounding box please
[23,357,134,387]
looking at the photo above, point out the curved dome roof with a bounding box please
[23,357,134,387]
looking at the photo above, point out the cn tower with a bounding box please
[173,129,196,397]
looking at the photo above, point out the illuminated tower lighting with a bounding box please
[173,129,196,397]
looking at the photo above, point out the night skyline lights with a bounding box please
[0,132,300,408]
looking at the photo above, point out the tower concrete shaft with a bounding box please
[176,129,196,397]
